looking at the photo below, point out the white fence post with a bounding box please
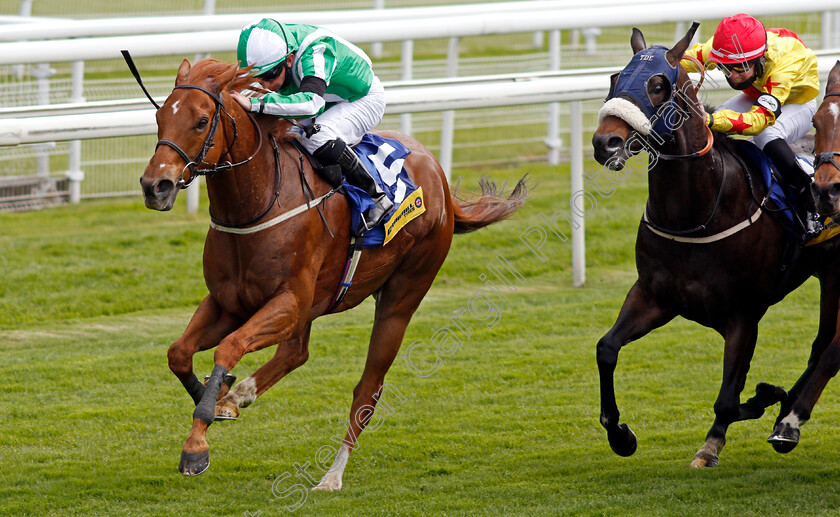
[400,39,413,136]
[823,12,832,50]
[67,60,85,203]
[570,100,585,287]
[439,36,459,181]
[372,0,385,59]
[33,63,54,177]
[835,11,840,48]
[183,0,217,215]
[545,29,562,165]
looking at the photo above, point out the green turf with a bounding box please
[1,159,838,516]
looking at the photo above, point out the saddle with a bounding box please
[293,133,425,248]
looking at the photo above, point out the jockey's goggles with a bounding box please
[258,63,284,81]
[719,61,751,74]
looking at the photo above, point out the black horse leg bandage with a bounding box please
[193,364,229,425]
[181,374,206,406]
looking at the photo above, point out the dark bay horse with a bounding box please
[140,58,527,486]
[768,61,840,450]
[591,25,840,467]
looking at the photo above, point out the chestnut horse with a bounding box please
[592,25,840,467]
[140,58,526,486]
[769,61,840,451]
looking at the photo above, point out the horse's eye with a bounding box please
[196,117,209,131]
[652,84,664,94]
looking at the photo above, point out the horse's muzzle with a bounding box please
[140,176,178,211]
[812,181,840,217]
[592,132,626,169]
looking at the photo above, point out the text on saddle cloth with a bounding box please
[346,133,426,247]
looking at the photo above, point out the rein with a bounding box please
[814,92,840,174]
[641,61,767,243]
[210,135,342,235]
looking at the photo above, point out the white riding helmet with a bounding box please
[237,18,292,76]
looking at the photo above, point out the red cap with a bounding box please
[710,14,767,64]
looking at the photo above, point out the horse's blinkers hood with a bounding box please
[606,45,681,139]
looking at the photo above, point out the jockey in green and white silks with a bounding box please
[232,18,392,234]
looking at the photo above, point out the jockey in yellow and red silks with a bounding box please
[682,13,821,237]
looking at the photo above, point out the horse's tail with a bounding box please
[451,175,529,234]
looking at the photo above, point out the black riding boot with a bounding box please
[314,139,394,235]
[763,138,822,241]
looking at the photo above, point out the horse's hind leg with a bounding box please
[168,295,241,405]
[598,282,675,457]
[690,318,787,467]
[769,275,840,452]
[314,249,449,491]
[215,324,312,420]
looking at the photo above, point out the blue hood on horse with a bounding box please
[604,45,683,139]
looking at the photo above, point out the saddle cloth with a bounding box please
[343,133,425,247]
[735,139,840,246]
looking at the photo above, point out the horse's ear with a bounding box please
[630,28,646,54]
[827,60,840,95]
[666,21,700,66]
[176,59,191,86]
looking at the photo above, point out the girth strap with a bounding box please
[326,233,366,312]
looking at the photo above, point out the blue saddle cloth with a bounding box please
[733,139,799,229]
[342,133,418,247]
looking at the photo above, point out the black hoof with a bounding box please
[179,450,210,476]
[768,424,800,454]
[607,423,638,457]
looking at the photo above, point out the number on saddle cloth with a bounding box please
[348,134,424,248]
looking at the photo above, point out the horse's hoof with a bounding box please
[768,424,800,454]
[690,452,719,468]
[179,450,210,476]
[312,472,343,491]
[607,423,638,457]
[215,401,240,421]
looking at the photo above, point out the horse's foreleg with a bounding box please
[769,275,840,453]
[216,324,312,420]
[598,282,674,457]
[179,292,307,476]
[692,319,761,468]
[168,295,241,405]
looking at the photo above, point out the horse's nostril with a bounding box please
[156,179,175,195]
[606,136,624,151]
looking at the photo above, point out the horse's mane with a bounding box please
[186,58,294,140]
[187,58,263,94]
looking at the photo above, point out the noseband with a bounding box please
[814,92,840,174]
[156,84,262,188]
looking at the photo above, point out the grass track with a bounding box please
[2,161,839,516]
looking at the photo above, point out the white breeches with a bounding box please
[300,76,386,153]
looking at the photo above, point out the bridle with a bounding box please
[814,91,840,174]
[654,54,713,161]
[156,84,263,188]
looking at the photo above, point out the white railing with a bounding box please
[0,0,674,42]
[2,1,837,183]
[3,54,840,286]
[3,1,840,64]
